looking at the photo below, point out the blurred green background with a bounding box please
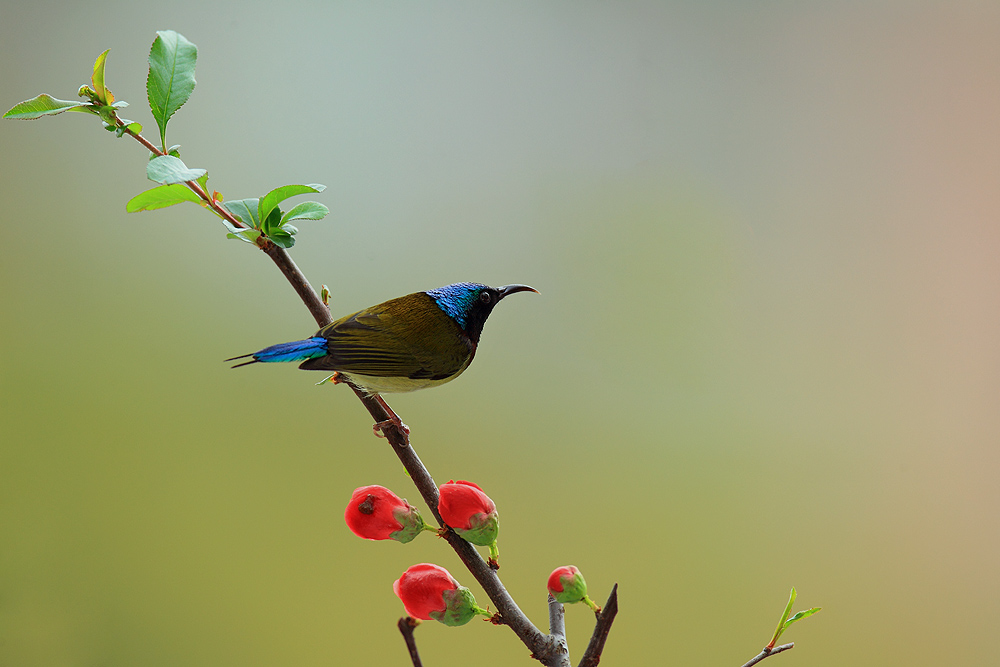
[2,2,998,665]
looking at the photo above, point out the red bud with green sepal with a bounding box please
[547,565,601,612]
[438,480,500,563]
[393,563,492,626]
[344,485,431,543]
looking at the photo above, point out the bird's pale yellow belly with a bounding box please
[342,360,470,396]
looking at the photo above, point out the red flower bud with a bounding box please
[344,485,429,543]
[547,565,600,612]
[393,563,491,626]
[438,480,500,561]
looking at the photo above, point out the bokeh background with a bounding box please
[2,2,998,665]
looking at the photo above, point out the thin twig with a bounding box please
[121,120,253,233]
[397,617,423,667]
[739,643,794,667]
[577,584,619,667]
[118,120,585,667]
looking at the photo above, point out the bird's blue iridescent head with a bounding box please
[426,282,538,344]
[425,282,488,329]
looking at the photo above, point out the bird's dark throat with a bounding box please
[463,299,499,345]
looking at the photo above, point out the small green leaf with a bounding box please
[281,201,329,224]
[258,184,326,226]
[769,587,797,647]
[166,144,182,157]
[227,229,262,244]
[222,198,261,229]
[267,230,295,248]
[92,49,113,104]
[784,607,822,628]
[279,223,299,235]
[3,94,97,120]
[147,30,198,150]
[126,183,202,212]
[261,207,282,236]
[146,155,206,184]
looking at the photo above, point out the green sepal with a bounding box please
[3,94,98,120]
[127,183,202,212]
[388,504,433,544]
[552,569,589,605]
[453,511,499,548]
[428,586,491,626]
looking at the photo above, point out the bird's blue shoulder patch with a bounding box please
[425,282,487,329]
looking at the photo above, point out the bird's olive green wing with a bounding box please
[299,296,472,379]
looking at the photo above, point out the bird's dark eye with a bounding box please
[480,292,492,303]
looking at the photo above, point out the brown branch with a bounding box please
[258,242,331,327]
[121,120,252,233]
[118,119,575,667]
[739,643,794,667]
[577,584,619,667]
[546,595,570,666]
[397,617,424,667]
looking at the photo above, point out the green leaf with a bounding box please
[222,198,261,229]
[147,30,198,150]
[769,587,797,647]
[166,144,182,157]
[281,201,329,224]
[92,49,113,104]
[3,94,97,120]
[261,207,282,236]
[126,183,202,212]
[258,184,325,226]
[146,155,206,184]
[267,230,295,248]
[227,229,262,244]
[784,607,822,628]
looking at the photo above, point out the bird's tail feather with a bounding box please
[226,337,328,368]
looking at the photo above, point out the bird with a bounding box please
[226,282,537,436]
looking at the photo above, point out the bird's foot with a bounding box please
[315,371,343,386]
[372,416,410,439]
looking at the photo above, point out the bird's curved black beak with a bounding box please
[497,284,539,300]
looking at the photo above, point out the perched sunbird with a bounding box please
[227,282,537,435]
